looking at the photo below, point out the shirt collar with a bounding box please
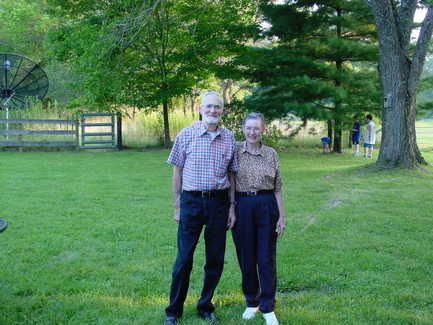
[200,123,221,137]
[241,140,263,156]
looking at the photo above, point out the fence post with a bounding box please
[75,116,79,152]
[117,113,122,151]
[17,110,23,153]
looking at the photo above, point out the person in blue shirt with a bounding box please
[351,115,361,156]
[321,136,330,154]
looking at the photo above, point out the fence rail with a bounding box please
[416,126,433,148]
[81,113,116,150]
[0,116,78,150]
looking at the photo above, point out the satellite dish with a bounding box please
[1,53,49,110]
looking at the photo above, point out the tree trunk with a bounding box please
[163,100,171,147]
[302,117,308,132]
[348,130,352,148]
[221,78,233,105]
[327,119,333,149]
[369,0,432,168]
[377,70,426,168]
[162,84,171,147]
[332,118,342,153]
[332,9,343,154]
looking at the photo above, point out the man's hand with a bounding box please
[174,206,180,224]
[172,166,182,225]
[227,171,236,230]
[227,205,236,230]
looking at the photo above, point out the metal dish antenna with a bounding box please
[1,53,49,135]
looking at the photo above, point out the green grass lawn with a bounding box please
[1,148,433,324]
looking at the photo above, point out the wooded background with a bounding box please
[1,0,433,167]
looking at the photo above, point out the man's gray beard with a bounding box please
[203,115,221,124]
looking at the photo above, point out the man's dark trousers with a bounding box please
[165,190,230,318]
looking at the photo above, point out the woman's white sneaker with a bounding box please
[242,307,259,320]
[263,312,279,325]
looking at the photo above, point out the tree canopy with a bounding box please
[47,0,258,146]
[0,0,56,62]
[240,0,381,152]
[2,0,433,164]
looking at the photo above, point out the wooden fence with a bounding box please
[416,125,433,149]
[0,115,78,151]
[81,113,116,150]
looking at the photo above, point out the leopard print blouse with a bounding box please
[234,141,283,192]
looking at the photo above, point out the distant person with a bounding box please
[352,115,361,156]
[321,136,331,154]
[232,113,285,325]
[363,114,376,158]
[164,91,237,325]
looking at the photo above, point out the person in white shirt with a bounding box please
[363,114,376,158]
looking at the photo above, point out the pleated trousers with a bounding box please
[231,191,279,313]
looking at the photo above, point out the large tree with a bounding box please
[363,0,433,168]
[47,0,258,146]
[242,0,381,153]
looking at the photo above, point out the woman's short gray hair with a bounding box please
[243,112,266,131]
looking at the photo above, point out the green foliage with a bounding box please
[0,0,56,62]
[0,0,77,111]
[124,110,195,149]
[46,0,258,146]
[221,99,283,147]
[417,57,433,118]
[220,99,248,141]
[240,0,382,151]
[43,61,80,111]
[262,124,283,148]
[1,150,433,324]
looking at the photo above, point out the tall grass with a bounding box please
[0,98,74,121]
[0,99,77,151]
[2,103,433,150]
[122,110,197,149]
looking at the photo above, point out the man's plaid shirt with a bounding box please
[167,123,238,191]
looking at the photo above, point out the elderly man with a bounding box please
[164,91,237,325]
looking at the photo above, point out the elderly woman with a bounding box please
[192,112,285,325]
[232,112,285,325]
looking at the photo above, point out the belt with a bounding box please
[185,189,229,198]
[236,190,273,196]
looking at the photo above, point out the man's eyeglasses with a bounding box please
[202,104,223,112]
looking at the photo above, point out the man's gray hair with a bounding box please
[243,112,266,131]
[201,91,224,108]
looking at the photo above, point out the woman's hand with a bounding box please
[275,217,285,238]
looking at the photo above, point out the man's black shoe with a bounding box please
[163,316,178,325]
[198,312,219,324]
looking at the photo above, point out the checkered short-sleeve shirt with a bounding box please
[167,124,238,191]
